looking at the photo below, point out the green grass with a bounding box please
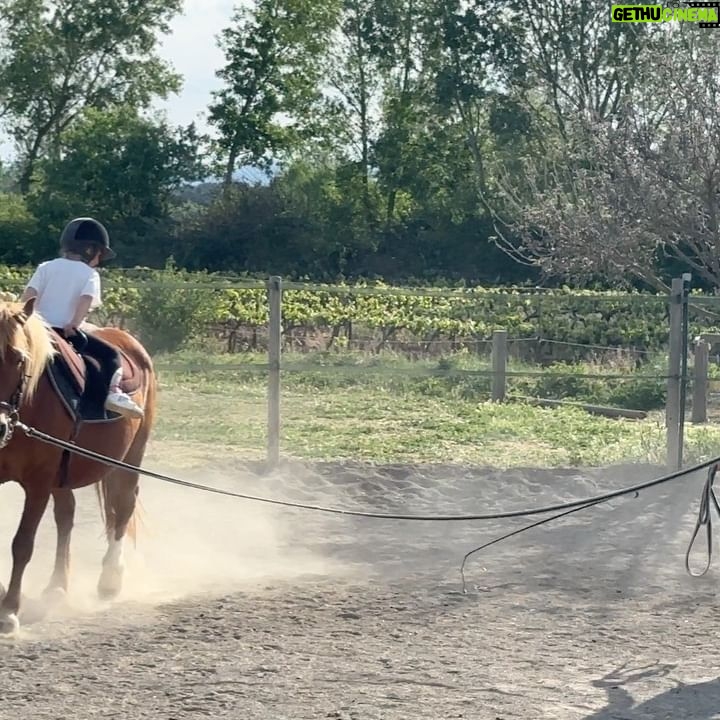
[146,350,720,469]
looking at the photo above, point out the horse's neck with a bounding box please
[21,367,58,422]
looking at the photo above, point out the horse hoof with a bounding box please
[42,586,67,607]
[20,597,49,626]
[97,570,123,601]
[97,584,120,601]
[0,613,19,635]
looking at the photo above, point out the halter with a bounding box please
[0,353,28,449]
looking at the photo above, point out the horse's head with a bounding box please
[0,297,54,446]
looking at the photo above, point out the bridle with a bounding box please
[0,352,28,450]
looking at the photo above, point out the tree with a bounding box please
[320,0,383,211]
[172,160,387,278]
[28,107,203,265]
[498,28,720,291]
[0,0,182,194]
[208,0,337,186]
[0,161,20,193]
[369,0,433,226]
[423,0,526,200]
[407,0,651,237]
[505,0,648,139]
[368,0,538,278]
[0,192,39,263]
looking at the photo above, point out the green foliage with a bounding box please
[510,360,666,411]
[0,261,689,413]
[0,262,36,293]
[606,375,666,412]
[0,0,706,290]
[0,264,691,370]
[0,193,39,263]
[605,354,667,411]
[120,260,218,354]
[172,163,391,278]
[0,0,182,193]
[0,162,20,193]
[154,350,720,467]
[83,271,680,359]
[512,362,607,402]
[27,107,203,265]
[209,0,338,183]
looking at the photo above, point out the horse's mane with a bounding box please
[0,301,55,400]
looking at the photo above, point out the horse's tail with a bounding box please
[94,481,145,548]
[95,349,157,547]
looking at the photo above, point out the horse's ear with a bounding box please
[17,297,36,324]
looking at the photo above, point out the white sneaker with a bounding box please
[106,391,144,419]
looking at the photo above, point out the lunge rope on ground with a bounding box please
[15,420,720,590]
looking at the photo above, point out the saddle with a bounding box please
[47,330,141,423]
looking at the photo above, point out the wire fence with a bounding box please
[4,272,716,467]
[205,276,708,469]
[191,318,673,357]
[0,271,699,365]
[127,276,702,391]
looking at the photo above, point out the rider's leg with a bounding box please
[82,335,144,419]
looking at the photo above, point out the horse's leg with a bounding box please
[0,486,50,633]
[44,488,76,599]
[97,468,140,600]
[96,363,153,601]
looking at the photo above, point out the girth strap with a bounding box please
[58,419,83,488]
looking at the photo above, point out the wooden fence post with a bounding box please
[492,329,507,402]
[267,276,282,469]
[692,339,709,424]
[666,278,683,471]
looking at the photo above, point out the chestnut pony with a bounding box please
[0,297,156,634]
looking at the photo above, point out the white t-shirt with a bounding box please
[26,257,102,328]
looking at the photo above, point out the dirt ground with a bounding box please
[1,458,720,719]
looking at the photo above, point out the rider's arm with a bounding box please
[22,264,46,302]
[69,295,94,329]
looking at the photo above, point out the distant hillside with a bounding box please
[174,182,222,206]
[173,166,273,205]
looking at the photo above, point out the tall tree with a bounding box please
[0,0,181,194]
[318,0,385,219]
[371,0,432,226]
[506,0,648,138]
[499,29,720,291]
[427,0,512,198]
[208,0,337,186]
[28,106,202,264]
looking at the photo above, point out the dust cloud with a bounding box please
[0,457,704,633]
[0,466,343,625]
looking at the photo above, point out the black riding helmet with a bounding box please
[59,217,116,262]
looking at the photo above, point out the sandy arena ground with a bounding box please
[0,457,719,719]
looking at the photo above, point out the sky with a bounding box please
[152,0,237,130]
[0,0,239,163]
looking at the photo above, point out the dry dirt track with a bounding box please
[1,459,720,719]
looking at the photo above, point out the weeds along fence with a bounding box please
[261,276,707,472]
[99,274,720,472]
[1,268,715,469]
